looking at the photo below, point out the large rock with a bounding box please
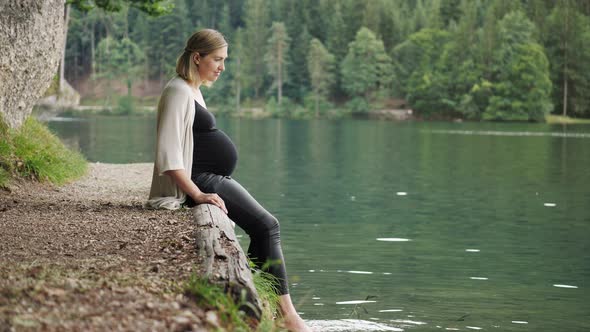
[0,0,65,129]
[36,79,81,109]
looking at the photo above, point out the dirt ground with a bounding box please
[0,163,219,331]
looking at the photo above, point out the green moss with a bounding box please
[0,117,87,187]
[42,73,60,97]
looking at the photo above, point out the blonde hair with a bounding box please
[176,29,228,87]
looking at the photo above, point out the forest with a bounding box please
[64,0,590,121]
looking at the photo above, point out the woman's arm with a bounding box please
[165,169,228,214]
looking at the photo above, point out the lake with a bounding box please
[46,114,590,331]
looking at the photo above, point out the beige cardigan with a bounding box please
[146,76,197,210]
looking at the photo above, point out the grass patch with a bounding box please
[184,274,254,331]
[0,117,87,187]
[184,269,282,332]
[252,269,281,331]
[546,114,590,124]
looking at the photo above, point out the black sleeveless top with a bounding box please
[191,101,238,176]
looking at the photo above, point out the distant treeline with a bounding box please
[65,0,590,120]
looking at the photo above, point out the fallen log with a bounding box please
[192,204,262,320]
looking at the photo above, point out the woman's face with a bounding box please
[195,46,228,83]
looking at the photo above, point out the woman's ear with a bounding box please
[193,53,200,65]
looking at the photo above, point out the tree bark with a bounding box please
[192,204,262,321]
[278,42,282,106]
[236,56,241,113]
[59,4,70,97]
[0,0,66,129]
[562,3,569,117]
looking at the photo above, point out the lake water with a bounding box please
[46,114,590,331]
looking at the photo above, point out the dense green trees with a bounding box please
[341,27,393,112]
[393,29,451,116]
[95,36,145,96]
[63,0,590,121]
[484,12,552,121]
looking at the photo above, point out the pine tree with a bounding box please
[437,0,482,118]
[283,0,312,102]
[307,38,335,117]
[342,0,365,45]
[243,0,270,99]
[424,0,443,29]
[545,0,590,117]
[265,22,290,106]
[231,28,247,112]
[476,0,522,80]
[379,0,406,51]
[362,0,382,35]
[440,0,462,26]
[325,0,348,100]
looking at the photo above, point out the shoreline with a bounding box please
[0,163,214,331]
[36,102,590,124]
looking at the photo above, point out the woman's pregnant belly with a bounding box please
[193,129,238,176]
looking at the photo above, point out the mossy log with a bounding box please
[192,204,262,320]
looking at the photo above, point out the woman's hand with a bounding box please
[193,192,228,214]
[163,169,228,214]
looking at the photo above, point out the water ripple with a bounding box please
[306,319,403,332]
[376,238,411,242]
[553,284,578,289]
[336,300,377,305]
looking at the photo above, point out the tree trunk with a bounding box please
[90,22,96,77]
[277,42,282,106]
[192,204,262,321]
[59,4,70,98]
[0,0,66,129]
[563,64,568,117]
[315,92,319,118]
[562,4,569,117]
[236,56,241,113]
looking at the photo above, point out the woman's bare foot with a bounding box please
[278,294,313,331]
[282,312,312,332]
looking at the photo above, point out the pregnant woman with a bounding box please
[147,29,311,332]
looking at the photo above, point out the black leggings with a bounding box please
[187,172,289,295]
